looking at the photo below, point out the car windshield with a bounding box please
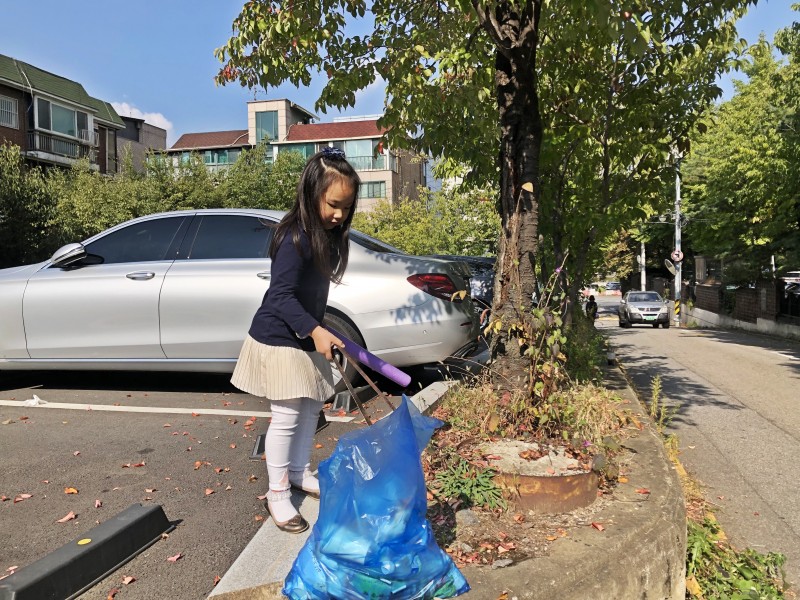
[350,230,405,254]
[628,292,662,302]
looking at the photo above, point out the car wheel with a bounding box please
[662,322,670,329]
[322,313,364,393]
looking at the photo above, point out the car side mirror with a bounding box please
[50,243,87,267]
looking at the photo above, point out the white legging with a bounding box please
[266,397,323,492]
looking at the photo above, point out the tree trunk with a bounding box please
[489,37,543,394]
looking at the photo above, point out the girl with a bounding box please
[231,148,360,533]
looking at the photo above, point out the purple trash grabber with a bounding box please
[325,327,412,388]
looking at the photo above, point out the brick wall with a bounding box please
[695,284,721,313]
[0,85,27,148]
[733,288,758,323]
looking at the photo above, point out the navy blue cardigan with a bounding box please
[248,228,333,352]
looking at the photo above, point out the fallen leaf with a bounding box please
[0,496,8,502]
[248,475,258,482]
[546,467,556,475]
[166,553,183,562]
[635,488,650,495]
[19,416,29,421]
[213,575,221,586]
[73,451,81,456]
[590,522,605,532]
[1,419,13,425]
[244,419,255,427]
[192,412,200,417]
[225,485,232,491]
[315,443,323,449]
[229,443,236,449]
[14,493,32,503]
[121,463,131,468]
[685,575,702,597]
[64,487,79,495]
[205,488,215,496]
[57,511,77,523]
[6,566,18,572]
[194,461,203,470]
[95,499,103,508]
[617,476,629,483]
[145,488,157,493]
[107,587,119,599]
[163,423,172,428]
[121,575,136,585]
[512,513,525,523]
[254,515,264,522]
[257,493,268,501]
[133,462,145,468]
[546,535,558,541]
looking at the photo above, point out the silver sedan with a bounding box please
[0,209,480,387]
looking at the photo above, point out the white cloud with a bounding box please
[111,102,175,145]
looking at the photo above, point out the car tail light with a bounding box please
[407,274,463,302]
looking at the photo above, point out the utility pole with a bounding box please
[674,157,682,326]
[640,240,646,291]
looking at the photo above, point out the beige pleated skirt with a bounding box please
[231,335,336,402]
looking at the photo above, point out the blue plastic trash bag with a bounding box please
[283,395,470,599]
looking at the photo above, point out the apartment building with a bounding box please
[168,99,425,210]
[0,54,124,174]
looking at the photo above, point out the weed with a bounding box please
[687,517,788,598]
[433,458,506,510]
[648,375,679,434]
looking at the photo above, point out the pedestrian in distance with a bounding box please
[586,294,599,323]
[231,147,360,533]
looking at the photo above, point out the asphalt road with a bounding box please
[595,296,800,587]
[0,370,396,600]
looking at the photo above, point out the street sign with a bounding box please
[670,249,684,262]
[664,259,676,276]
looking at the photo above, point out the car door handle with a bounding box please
[126,271,156,281]
[257,271,271,280]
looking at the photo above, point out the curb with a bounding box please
[208,371,686,599]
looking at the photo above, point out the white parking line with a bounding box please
[0,400,355,421]
[773,351,798,361]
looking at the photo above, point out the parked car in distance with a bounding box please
[780,271,800,285]
[618,291,671,328]
[604,281,622,296]
[430,255,495,309]
[0,209,480,389]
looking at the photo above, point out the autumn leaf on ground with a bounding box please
[225,485,232,491]
[0,495,8,502]
[194,461,203,470]
[121,575,136,585]
[214,575,221,586]
[244,419,255,427]
[254,515,264,522]
[229,443,236,449]
[95,499,102,508]
[205,488,215,496]
[192,412,200,417]
[248,475,258,482]
[257,493,267,500]
[57,511,77,523]
[14,493,32,503]
[512,513,525,523]
[145,488,157,493]
[107,587,119,599]
[133,462,145,468]
[617,476,629,483]
[166,553,183,562]
[163,423,172,428]
[635,488,650,495]
[590,522,605,532]
[314,443,323,449]
[73,451,81,456]
[64,487,79,495]
[5,566,18,572]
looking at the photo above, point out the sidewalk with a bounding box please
[208,370,686,600]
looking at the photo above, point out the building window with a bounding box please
[343,138,385,170]
[279,142,316,159]
[0,95,19,129]
[256,111,279,143]
[35,98,89,140]
[362,181,386,199]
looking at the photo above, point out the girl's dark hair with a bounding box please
[270,150,361,283]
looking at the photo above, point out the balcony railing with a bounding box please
[27,131,96,162]
[345,154,397,172]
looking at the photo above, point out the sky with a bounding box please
[1,0,796,147]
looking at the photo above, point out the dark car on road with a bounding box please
[618,291,671,328]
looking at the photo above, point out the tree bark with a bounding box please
[489,10,543,394]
